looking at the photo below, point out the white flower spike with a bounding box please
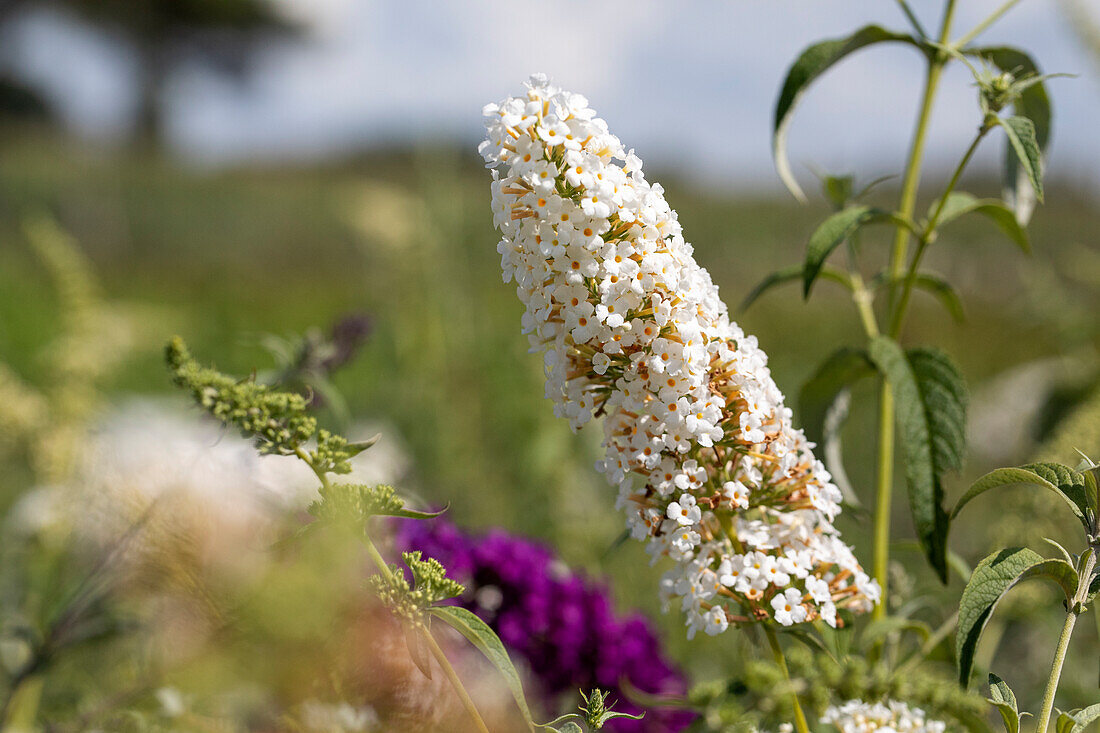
[482,75,879,637]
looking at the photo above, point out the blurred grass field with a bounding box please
[2,126,1099,708]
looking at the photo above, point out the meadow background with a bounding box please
[1,0,1099,728]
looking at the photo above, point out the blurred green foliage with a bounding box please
[1,128,1099,724]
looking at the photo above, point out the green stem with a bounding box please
[1036,611,1078,733]
[955,0,1026,48]
[423,628,492,733]
[889,125,990,337]
[297,447,491,733]
[763,625,811,733]
[872,382,895,621]
[850,272,880,339]
[894,0,929,39]
[873,0,957,617]
[1037,549,1096,733]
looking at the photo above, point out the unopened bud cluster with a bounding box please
[371,551,465,625]
[482,75,878,637]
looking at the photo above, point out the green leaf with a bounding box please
[799,348,874,448]
[1087,572,1099,605]
[798,348,873,508]
[430,605,539,731]
[774,26,928,201]
[556,724,584,733]
[778,626,839,664]
[953,463,1090,526]
[995,116,1044,204]
[869,338,967,581]
[804,206,911,297]
[912,273,966,323]
[965,47,1052,223]
[987,673,1020,733]
[909,347,969,475]
[739,263,851,312]
[1068,704,1100,733]
[930,192,1030,252]
[404,623,432,680]
[1056,710,1077,733]
[821,173,854,209]
[957,548,1079,686]
[858,617,931,652]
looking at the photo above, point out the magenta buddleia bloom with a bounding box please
[393,518,694,732]
[481,75,879,638]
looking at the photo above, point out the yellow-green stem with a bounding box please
[955,0,1026,48]
[890,127,989,337]
[872,383,895,621]
[1036,611,1078,733]
[763,625,811,733]
[874,0,957,617]
[423,628,492,733]
[1037,549,1096,733]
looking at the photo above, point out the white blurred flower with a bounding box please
[9,398,408,580]
[483,75,878,636]
[822,700,946,733]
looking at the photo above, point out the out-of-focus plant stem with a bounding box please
[296,447,491,733]
[763,625,810,733]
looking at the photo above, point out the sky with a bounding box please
[4,0,1100,193]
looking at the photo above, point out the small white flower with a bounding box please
[666,493,701,526]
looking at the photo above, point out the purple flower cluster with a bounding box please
[393,518,694,732]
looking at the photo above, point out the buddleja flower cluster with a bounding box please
[481,74,879,637]
[821,700,947,733]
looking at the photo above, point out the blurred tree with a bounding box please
[0,0,297,142]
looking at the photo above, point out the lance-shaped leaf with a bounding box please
[404,623,433,680]
[858,617,931,653]
[930,192,1030,252]
[870,271,965,323]
[957,547,1078,685]
[804,207,916,297]
[430,605,539,731]
[868,338,967,582]
[994,116,1044,205]
[740,263,851,312]
[799,348,874,448]
[799,348,874,507]
[1067,704,1100,733]
[953,463,1090,527]
[987,673,1023,733]
[912,273,966,323]
[774,26,928,201]
[965,47,1051,224]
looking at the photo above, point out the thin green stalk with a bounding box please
[297,447,491,733]
[874,0,958,616]
[955,0,1026,48]
[423,629,492,733]
[1036,611,1078,733]
[872,384,895,621]
[889,125,990,337]
[894,0,929,39]
[1037,549,1096,733]
[763,625,811,733]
